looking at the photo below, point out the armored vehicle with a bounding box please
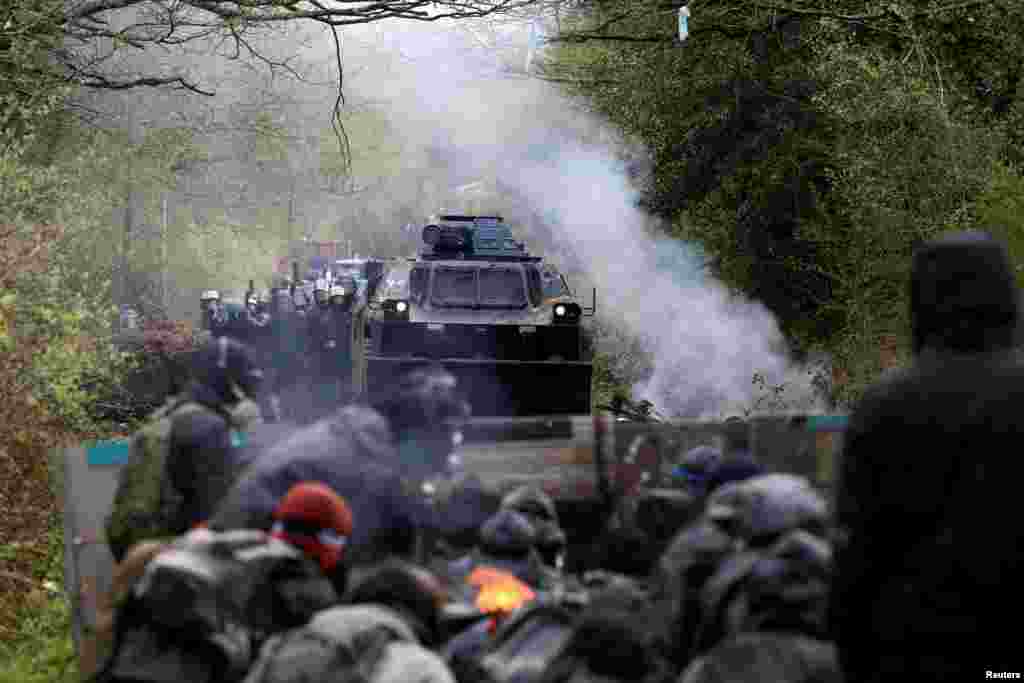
[363,215,596,417]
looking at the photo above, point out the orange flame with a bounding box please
[468,566,536,615]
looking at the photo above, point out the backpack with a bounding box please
[243,620,402,683]
[105,398,208,562]
[101,529,335,683]
[469,599,582,683]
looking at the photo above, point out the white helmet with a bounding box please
[329,285,346,300]
[201,290,221,303]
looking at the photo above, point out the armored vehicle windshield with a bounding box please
[428,264,529,309]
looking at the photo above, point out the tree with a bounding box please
[5,1,525,94]
[543,0,1021,404]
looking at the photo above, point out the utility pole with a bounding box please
[115,102,144,334]
[161,195,168,316]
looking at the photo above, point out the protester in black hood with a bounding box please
[209,366,470,566]
[705,418,764,494]
[500,486,567,571]
[166,336,266,531]
[829,230,1024,680]
[446,508,558,591]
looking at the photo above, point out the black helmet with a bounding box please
[192,336,265,404]
[479,509,537,557]
[372,365,470,438]
[696,528,832,649]
[704,474,828,545]
[675,445,722,489]
[500,486,559,527]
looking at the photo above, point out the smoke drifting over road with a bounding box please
[339,19,825,417]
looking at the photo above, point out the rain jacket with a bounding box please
[829,231,1024,680]
[245,604,454,683]
[208,405,434,565]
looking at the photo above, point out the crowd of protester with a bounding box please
[90,230,1022,682]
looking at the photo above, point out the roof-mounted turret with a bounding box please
[420,215,541,261]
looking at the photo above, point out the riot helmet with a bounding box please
[479,509,537,557]
[329,284,346,306]
[501,486,564,570]
[192,336,266,404]
[313,278,329,306]
[674,445,722,495]
[200,290,221,329]
[200,289,220,308]
[705,474,828,546]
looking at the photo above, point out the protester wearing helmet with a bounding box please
[674,445,722,499]
[200,290,222,331]
[706,419,765,494]
[500,486,567,572]
[209,366,470,566]
[446,508,558,592]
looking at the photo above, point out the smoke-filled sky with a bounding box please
[327,18,824,417]
[101,12,823,416]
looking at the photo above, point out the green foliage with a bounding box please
[0,515,77,683]
[974,162,1024,282]
[548,0,1023,406]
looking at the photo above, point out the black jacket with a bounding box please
[208,405,434,566]
[829,232,1024,679]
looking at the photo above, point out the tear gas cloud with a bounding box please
[346,21,820,414]
[338,19,824,417]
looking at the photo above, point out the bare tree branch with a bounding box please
[52,1,539,96]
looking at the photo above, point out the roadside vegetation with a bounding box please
[543,0,1024,406]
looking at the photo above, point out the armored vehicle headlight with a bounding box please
[383,299,411,320]
[553,302,582,324]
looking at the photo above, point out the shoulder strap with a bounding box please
[350,625,401,681]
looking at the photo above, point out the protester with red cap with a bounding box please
[271,482,354,593]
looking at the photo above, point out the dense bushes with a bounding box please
[546,1,1024,406]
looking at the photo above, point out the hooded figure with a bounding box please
[163,337,266,532]
[447,509,557,591]
[829,231,1024,680]
[209,367,470,566]
[500,486,567,571]
[243,562,454,683]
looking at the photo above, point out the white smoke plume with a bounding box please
[333,19,826,417]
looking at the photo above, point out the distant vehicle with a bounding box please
[361,215,596,417]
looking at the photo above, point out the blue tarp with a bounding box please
[805,415,848,432]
